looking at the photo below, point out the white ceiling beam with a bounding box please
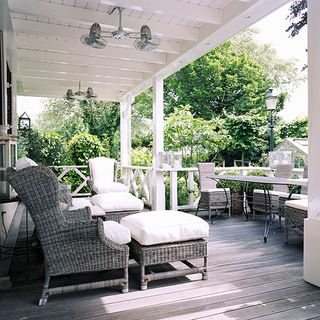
[20,69,138,87]
[15,36,167,65]
[121,0,291,100]
[19,60,144,81]
[21,78,124,96]
[20,88,119,102]
[20,75,132,92]
[9,0,199,41]
[17,49,159,73]
[12,19,181,55]
[98,0,223,25]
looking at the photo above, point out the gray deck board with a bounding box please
[1,213,318,320]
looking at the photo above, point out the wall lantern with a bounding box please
[18,112,31,130]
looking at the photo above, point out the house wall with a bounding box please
[0,0,17,133]
[0,0,19,245]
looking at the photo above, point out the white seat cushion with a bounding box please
[70,197,105,216]
[120,210,209,246]
[253,189,287,197]
[91,193,144,212]
[93,182,129,193]
[103,221,131,244]
[201,188,230,193]
[279,193,308,200]
[285,199,308,211]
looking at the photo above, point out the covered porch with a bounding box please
[2,211,317,319]
[1,0,320,307]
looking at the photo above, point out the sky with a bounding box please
[17,2,308,123]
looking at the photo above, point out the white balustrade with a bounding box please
[50,165,305,208]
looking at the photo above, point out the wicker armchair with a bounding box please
[252,164,293,217]
[7,166,129,306]
[196,163,230,221]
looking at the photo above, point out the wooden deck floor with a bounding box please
[1,211,319,320]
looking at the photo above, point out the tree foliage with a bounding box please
[67,133,106,165]
[279,116,308,139]
[164,106,230,166]
[165,42,272,119]
[286,0,308,37]
[18,128,66,165]
[37,99,121,158]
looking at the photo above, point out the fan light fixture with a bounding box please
[80,7,160,51]
[65,82,97,101]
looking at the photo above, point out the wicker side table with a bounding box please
[130,238,208,290]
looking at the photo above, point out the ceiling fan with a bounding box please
[65,82,97,101]
[80,6,161,51]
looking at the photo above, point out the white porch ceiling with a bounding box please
[9,0,290,102]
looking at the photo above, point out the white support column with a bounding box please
[151,76,165,210]
[304,0,320,287]
[120,95,132,185]
[170,170,178,210]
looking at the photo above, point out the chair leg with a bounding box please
[122,267,129,293]
[39,271,50,306]
[140,265,147,291]
[195,205,200,216]
[208,208,212,221]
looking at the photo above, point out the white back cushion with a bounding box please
[89,157,116,185]
[16,156,38,170]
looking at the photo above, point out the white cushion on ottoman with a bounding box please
[120,210,209,246]
[103,221,131,244]
[91,193,144,212]
[70,198,105,217]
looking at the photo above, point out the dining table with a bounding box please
[207,174,308,243]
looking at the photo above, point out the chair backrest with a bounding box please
[88,157,117,185]
[273,163,293,193]
[198,162,216,190]
[6,166,67,236]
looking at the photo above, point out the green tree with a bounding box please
[164,106,230,166]
[286,0,307,37]
[18,128,66,165]
[279,116,308,139]
[165,42,272,119]
[37,99,121,158]
[223,114,267,166]
[68,133,105,165]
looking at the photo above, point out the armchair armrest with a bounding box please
[64,207,92,222]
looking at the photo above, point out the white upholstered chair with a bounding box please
[88,157,129,194]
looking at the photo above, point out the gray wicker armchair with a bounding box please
[196,163,230,221]
[7,166,129,306]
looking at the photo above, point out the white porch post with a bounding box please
[151,76,165,210]
[120,95,132,185]
[304,0,320,287]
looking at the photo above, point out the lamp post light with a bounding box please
[265,88,278,151]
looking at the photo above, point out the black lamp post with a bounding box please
[265,88,277,151]
[18,112,31,130]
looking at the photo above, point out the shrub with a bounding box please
[246,169,272,195]
[18,128,66,165]
[68,133,106,165]
[131,147,152,167]
[217,170,243,192]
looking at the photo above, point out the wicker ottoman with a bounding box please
[91,193,144,222]
[121,210,209,290]
[284,199,308,244]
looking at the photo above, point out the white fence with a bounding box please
[51,165,304,209]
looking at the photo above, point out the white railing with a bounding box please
[50,164,305,208]
[50,165,90,197]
